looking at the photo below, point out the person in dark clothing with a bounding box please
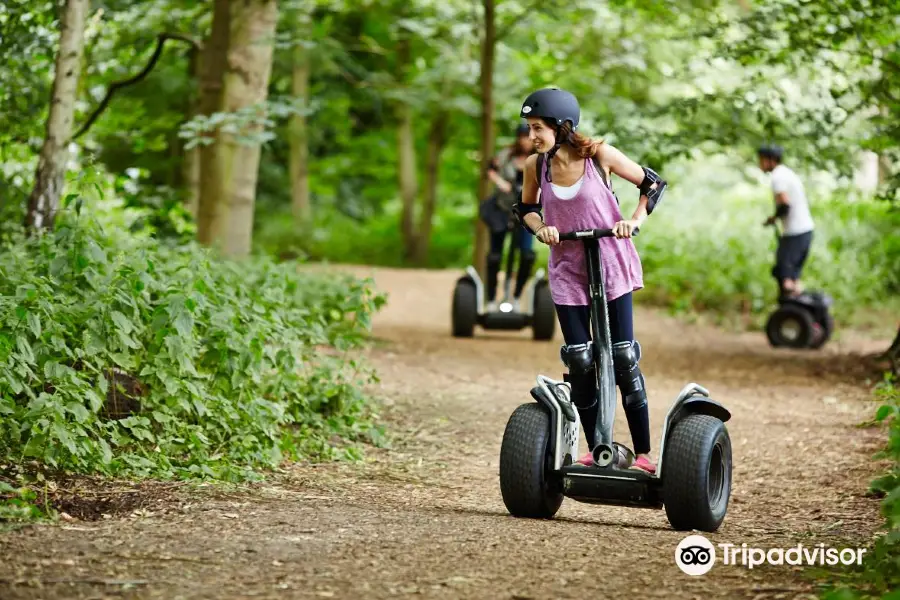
[484,123,537,311]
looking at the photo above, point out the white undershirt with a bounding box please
[550,176,584,200]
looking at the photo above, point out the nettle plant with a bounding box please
[0,201,387,482]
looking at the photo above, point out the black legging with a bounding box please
[486,225,535,302]
[555,292,651,455]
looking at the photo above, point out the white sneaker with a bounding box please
[486,301,498,312]
[512,299,521,312]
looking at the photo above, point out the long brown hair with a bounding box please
[552,120,605,159]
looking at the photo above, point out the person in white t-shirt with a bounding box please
[758,144,814,298]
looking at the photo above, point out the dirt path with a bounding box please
[0,267,891,600]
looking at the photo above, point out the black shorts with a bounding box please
[773,231,813,281]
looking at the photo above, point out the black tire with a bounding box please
[765,304,815,348]
[451,280,477,338]
[809,312,834,350]
[531,281,556,341]
[662,413,732,533]
[499,403,563,519]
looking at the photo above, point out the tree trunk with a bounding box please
[411,113,449,266]
[883,324,900,361]
[395,35,418,261]
[878,152,891,186]
[183,44,202,218]
[472,0,495,278]
[196,0,231,245]
[289,41,311,223]
[24,0,89,233]
[211,0,279,258]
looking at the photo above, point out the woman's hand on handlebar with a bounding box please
[612,219,641,239]
[535,223,559,245]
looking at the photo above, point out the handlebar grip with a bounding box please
[557,227,639,241]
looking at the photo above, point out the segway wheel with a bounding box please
[765,304,815,349]
[809,313,834,350]
[532,281,556,341]
[499,403,563,519]
[451,279,477,338]
[662,413,732,533]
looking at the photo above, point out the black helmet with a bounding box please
[515,121,530,136]
[520,87,580,130]
[757,143,783,161]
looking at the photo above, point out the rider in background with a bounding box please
[758,144,815,298]
[484,123,537,312]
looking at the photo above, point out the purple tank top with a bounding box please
[540,156,644,305]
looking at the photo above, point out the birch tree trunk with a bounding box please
[209,0,278,257]
[24,0,90,233]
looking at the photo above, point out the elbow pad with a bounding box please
[775,203,789,217]
[513,202,543,233]
[638,167,668,215]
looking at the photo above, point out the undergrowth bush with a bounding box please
[0,203,387,488]
[820,375,900,599]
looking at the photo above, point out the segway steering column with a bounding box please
[558,228,638,466]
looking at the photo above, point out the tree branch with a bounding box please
[72,32,202,141]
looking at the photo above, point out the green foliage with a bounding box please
[0,202,387,483]
[0,481,49,522]
[255,201,476,268]
[819,376,900,600]
[693,0,900,204]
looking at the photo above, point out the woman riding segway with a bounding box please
[514,87,667,474]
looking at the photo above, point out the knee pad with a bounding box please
[487,252,502,269]
[560,342,594,374]
[519,249,536,263]
[612,340,647,410]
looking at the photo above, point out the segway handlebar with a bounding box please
[558,227,640,241]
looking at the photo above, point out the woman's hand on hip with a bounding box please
[535,224,559,245]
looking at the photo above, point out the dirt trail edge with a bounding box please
[0,266,890,600]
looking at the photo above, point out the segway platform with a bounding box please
[561,463,662,509]
[481,308,529,330]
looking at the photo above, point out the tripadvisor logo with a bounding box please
[675,535,867,576]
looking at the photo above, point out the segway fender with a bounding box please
[656,383,730,480]
[460,266,485,316]
[677,396,731,423]
[529,375,581,471]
